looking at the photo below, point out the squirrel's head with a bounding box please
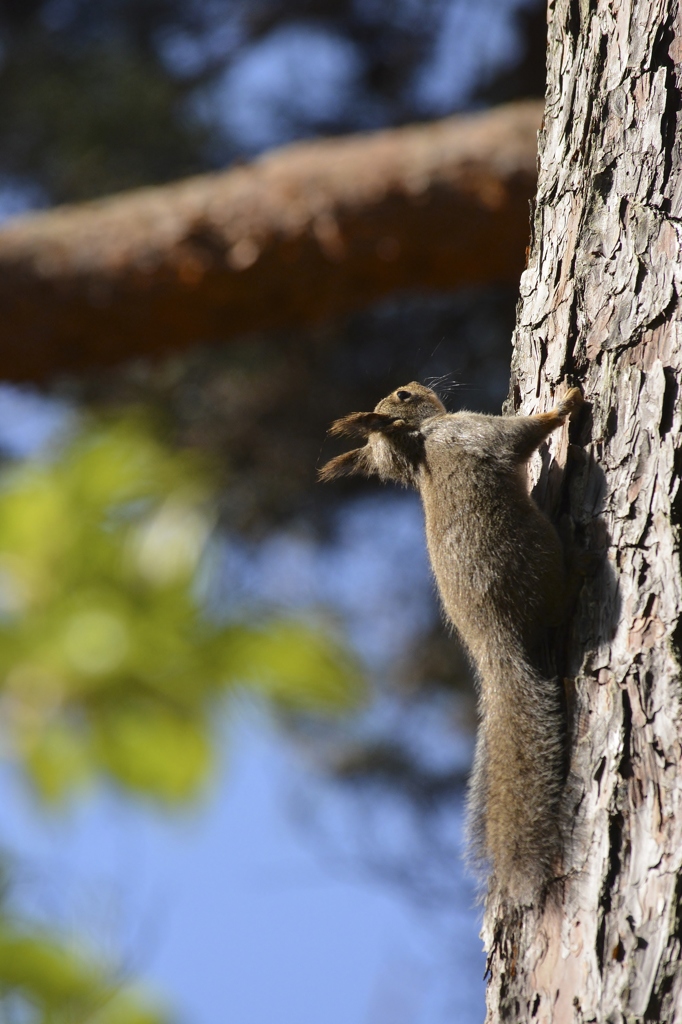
[374,382,446,426]
[319,382,445,484]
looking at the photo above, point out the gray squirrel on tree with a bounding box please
[319,381,583,905]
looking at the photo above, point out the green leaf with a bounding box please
[23,720,92,804]
[92,703,212,801]
[0,923,167,1023]
[222,622,365,712]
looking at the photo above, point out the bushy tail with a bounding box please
[466,652,567,905]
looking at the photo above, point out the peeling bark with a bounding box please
[0,102,541,382]
[484,1,682,1021]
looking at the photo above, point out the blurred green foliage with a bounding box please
[0,413,363,1023]
[0,917,167,1024]
[0,414,362,803]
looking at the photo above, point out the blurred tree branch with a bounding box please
[0,101,541,382]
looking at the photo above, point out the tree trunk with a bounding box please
[483,0,682,1021]
[0,101,540,383]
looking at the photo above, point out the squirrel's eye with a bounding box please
[396,390,412,402]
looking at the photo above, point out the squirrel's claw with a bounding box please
[554,386,583,420]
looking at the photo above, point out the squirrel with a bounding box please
[319,381,583,905]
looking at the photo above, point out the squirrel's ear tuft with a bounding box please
[329,412,396,439]
[318,447,370,482]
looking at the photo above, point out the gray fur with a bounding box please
[320,381,583,905]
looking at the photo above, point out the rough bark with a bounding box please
[0,101,541,382]
[483,0,682,1021]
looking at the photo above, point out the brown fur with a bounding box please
[320,382,583,905]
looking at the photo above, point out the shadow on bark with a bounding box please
[536,397,622,894]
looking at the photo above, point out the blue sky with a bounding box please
[1,706,485,1024]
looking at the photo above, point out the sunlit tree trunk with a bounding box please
[483,0,682,1020]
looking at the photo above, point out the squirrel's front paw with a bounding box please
[329,411,396,438]
[555,387,583,419]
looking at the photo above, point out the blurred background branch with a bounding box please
[0,101,541,381]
